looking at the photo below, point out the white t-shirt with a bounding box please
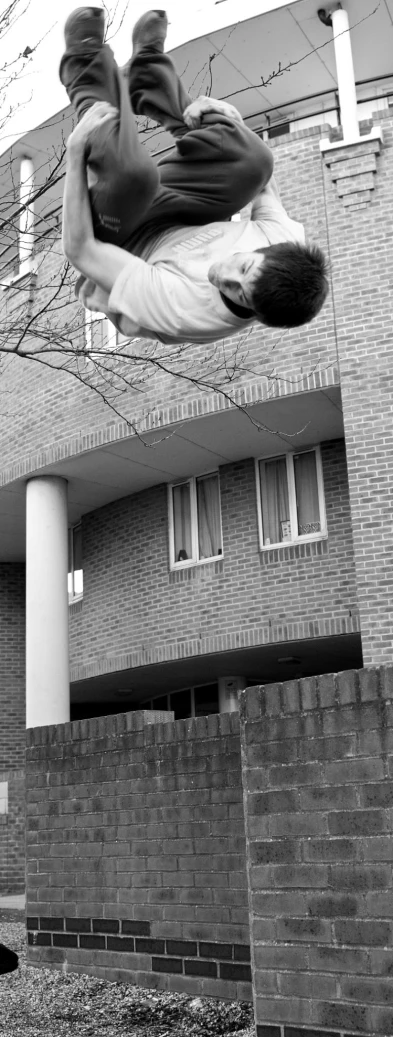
[78,191,305,345]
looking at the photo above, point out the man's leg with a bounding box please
[59,8,159,245]
[126,12,274,230]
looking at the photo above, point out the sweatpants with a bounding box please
[60,38,274,248]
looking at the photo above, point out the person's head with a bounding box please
[207,242,329,328]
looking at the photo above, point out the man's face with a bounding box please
[207,250,265,308]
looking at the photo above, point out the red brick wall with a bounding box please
[69,440,358,678]
[25,709,251,999]
[0,769,25,894]
[0,564,25,770]
[239,666,393,1037]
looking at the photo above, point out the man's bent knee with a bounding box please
[90,163,159,245]
[241,132,274,192]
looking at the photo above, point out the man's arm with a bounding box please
[62,103,138,294]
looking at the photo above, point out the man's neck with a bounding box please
[219,292,253,320]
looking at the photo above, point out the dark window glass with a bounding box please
[194,683,219,717]
[169,689,192,720]
[268,122,290,139]
[152,695,169,712]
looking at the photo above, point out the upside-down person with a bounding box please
[61,7,329,346]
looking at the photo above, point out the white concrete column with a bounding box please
[331,4,359,141]
[218,676,246,713]
[26,477,70,728]
[19,157,35,275]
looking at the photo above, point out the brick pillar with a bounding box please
[239,668,393,1037]
[0,563,25,768]
[0,564,25,894]
[338,333,393,665]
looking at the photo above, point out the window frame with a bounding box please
[168,471,223,569]
[256,445,327,550]
[146,682,219,718]
[85,312,137,354]
[68,523,83,603]
[85,312,118,354]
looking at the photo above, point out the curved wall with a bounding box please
[69,441,358,680]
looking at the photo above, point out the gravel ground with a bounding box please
[0,923,256,1037]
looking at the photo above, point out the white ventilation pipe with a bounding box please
[19,156,35,273]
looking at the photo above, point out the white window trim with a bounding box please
[85,312,118,354]
[168,471,223,569]
[0,255,38,291]
[68,523,83,603]
[255,445,327,551]
[85,312,137,353]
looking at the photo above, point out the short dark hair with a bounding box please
[249,242,329,328]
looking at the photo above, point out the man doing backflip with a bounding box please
[61,8,329,345]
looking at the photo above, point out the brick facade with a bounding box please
[239,667,393,1037]
[0,769,25,894]
[1,118,391,672]
[0,564,25,770]
[69,440,357,680]
[317,114,393,665]
[25,709,251,1000]
[0,566,26,893]
[0,125,334,484]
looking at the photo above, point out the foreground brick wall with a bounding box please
[239,666,393,1037]
[26,709,251,1000]
[0,769,25,894]
[69,441,358,679]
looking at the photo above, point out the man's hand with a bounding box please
[183,95,244,129]
[67,101,118,156]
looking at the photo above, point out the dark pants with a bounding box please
[60,41,274,247]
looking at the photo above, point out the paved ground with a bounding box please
[0,894,25,909]
[0,893,25,922]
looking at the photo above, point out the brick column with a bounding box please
[239,668,393,1037]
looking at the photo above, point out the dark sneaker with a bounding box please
[132,10,168,54]
[64,6,106,51]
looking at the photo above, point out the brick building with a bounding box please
[1,0,393,1030]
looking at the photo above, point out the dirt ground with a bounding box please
[0,922,255,1037]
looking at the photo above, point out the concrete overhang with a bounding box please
[70,632,362,704]
[160,0,393,138]
[2,0,391,169]
[0,385,342,561]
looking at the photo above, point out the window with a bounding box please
[168,473,223,567]
[147,684,219,719]
[256,447,326,548]
[68,524,83,601]
[0,781,8,815]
